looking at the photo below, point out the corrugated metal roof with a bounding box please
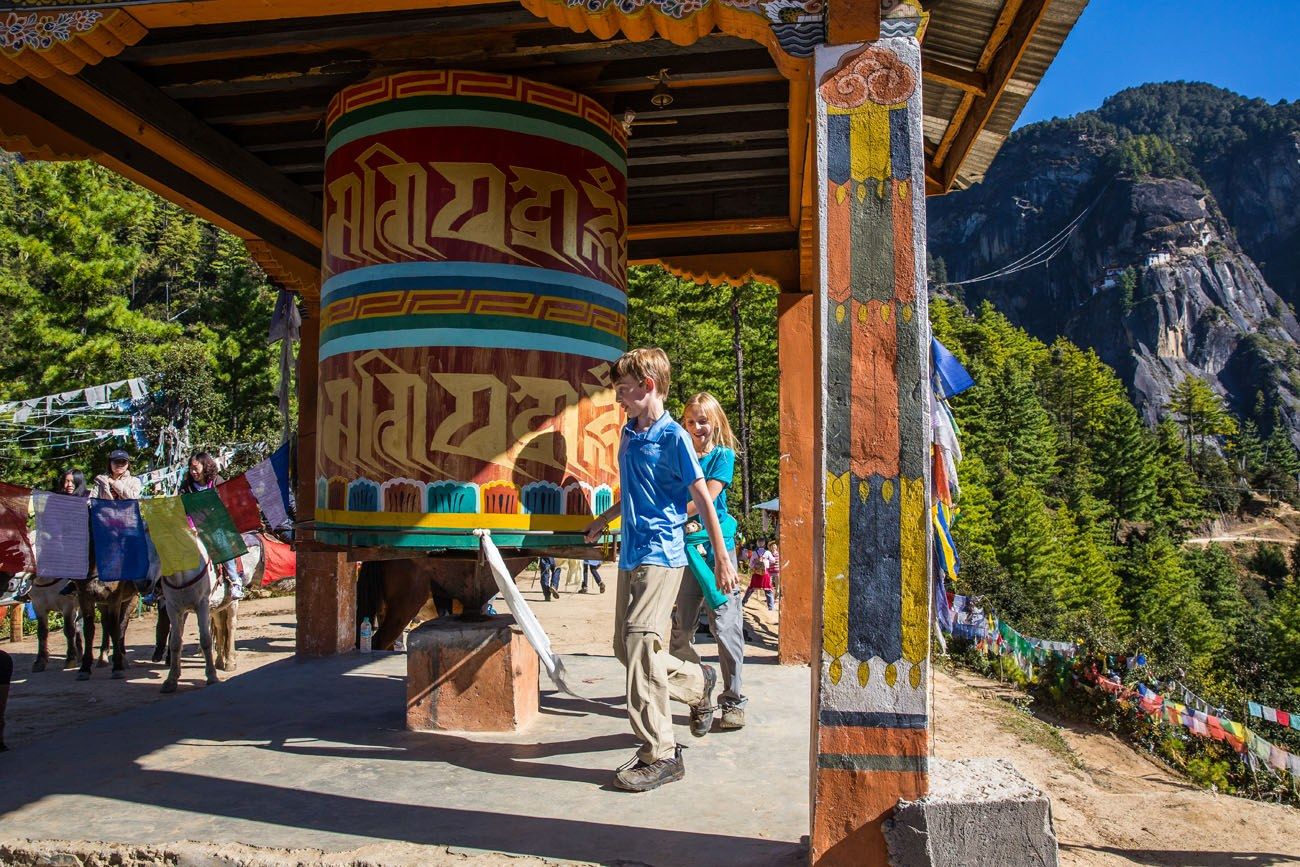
[923,0,1089,190]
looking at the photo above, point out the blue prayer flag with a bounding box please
[90,499,151,582]
[931,338,975,398]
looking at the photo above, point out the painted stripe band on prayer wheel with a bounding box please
[316,70,628,549]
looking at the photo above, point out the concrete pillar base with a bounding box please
[406,614,539,733]
[883,758,1059,867]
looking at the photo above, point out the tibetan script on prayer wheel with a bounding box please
[316,70,628,549]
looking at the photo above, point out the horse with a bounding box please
[75,563,152,680]
[159,533,264,694]
[357,553,534,651]
[26,576,83,672]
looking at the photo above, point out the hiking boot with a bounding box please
[598,581,606,593]
[542,587,552,602]
[719,704,746,730]
[613,745,685,792]
[579,586,589,594]
[689,665,717,737]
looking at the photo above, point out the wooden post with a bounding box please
[8,604,21,643]
[778,292,816,665]
[295,299,357,657]
[810,21,933,865]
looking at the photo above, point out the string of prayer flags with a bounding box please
[1248,701,1299,731]
[139,497,202,575]
[0,482,35,573]
[217,475,263,533]
[931,337,975,398]
[90,499,151,582]
[181,489,248,563]
[933,502,959,582]
[32,491,90,578]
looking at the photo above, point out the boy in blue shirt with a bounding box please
[585,348,738,792]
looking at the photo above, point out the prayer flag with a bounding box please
[1269,745,1287,771]
[1276,710,1290,728]
[181,489,248,563]
[258,532,296,585]
[139,497,201,575]
[931,337,975,398]
[247,455,289,530]
[217,475,262,533]
[0,483,35,573]
[1248,701,1263,719]
[270,442,292,515]
[1263,705,1278,723]
[90,499,150,581]
[31,491,89,578]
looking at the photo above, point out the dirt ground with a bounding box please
[4,567,1298,865]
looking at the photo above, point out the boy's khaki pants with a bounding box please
[614,564,706,763]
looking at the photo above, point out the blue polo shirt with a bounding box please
[617,411,704,570]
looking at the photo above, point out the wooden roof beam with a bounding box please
[922,57,987,96]
[629,216,793,241]
[932,0,1050,191]
[38,59,321,247]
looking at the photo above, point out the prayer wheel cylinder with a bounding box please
[317,71,628,549]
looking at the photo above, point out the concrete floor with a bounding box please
[0,646,810,866]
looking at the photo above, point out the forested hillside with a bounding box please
[929,82,1300,448]
[0,156,284,484]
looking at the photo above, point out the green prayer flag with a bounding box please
[181,488,249,563]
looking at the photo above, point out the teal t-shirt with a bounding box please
[697,446,735,522]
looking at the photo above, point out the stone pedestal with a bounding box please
[406,614,539,733]
[882,758,1059,867]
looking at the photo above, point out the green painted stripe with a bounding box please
[315,526,584,550]
[817,754,929,773]
[325,108,626,172]
[320,312,625,350]
[318,327,623,363]
[329,94,623,158]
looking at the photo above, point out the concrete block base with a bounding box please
[883,758,1059,867]
[406,614,538,733]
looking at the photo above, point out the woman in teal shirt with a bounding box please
[670,392,748,731]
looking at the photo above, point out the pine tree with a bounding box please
[1266,579,1300,688]
[1122,534,1224,675]
[1095,399,1157,528]
[1167,375,1238,461]
[995,481,1064,633]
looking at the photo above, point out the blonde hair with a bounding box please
[613,347,672,396]
[682,391,739,451]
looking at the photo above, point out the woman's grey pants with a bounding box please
[670,572,746,709]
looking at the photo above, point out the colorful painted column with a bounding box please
[317,71,627,551]
[811,14,932,864]
[778,291,816,665]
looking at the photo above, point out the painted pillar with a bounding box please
[810,16,932,864]
[296,303,358,657]
[778,292,816,665]
[316,71,627,552]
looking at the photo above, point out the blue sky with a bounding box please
[1014,0,1300,128]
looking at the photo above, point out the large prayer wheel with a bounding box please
[316,71,628,549]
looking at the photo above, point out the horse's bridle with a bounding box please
[31,576,71,589]
[162,561,212,591]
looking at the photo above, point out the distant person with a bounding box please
[743,542,776,611]
[178,451,247,600]
[537,555,560,601]
[94,449,142,500]
[767,540,781,606]
[55,468,88,497]
[584,348,736,792]
[670,391,748,730]
[579,559,606,593]
[178,451,223,494]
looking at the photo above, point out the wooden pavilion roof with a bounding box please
[0,0,1087,294]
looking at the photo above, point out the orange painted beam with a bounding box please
[634,250,798,291]
[778,291,816,664]
[628,217,793,241]
[128,0,510,28]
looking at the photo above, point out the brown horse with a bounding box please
[358,554,534,651]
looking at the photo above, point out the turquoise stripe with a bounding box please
[322,261,627,309]
[320,312,625,352]
[318,327,624,363]
[325,109,627,172]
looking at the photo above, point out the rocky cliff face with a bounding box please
[929,86,1300,442]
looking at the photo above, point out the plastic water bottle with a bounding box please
[359,617,373,654]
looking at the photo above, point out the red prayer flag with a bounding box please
[218,475,263,533]
[0,482,35,573]
[259,532,296,585]
[1278,710,1291,728]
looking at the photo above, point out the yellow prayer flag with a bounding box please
[139,496,202,575]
